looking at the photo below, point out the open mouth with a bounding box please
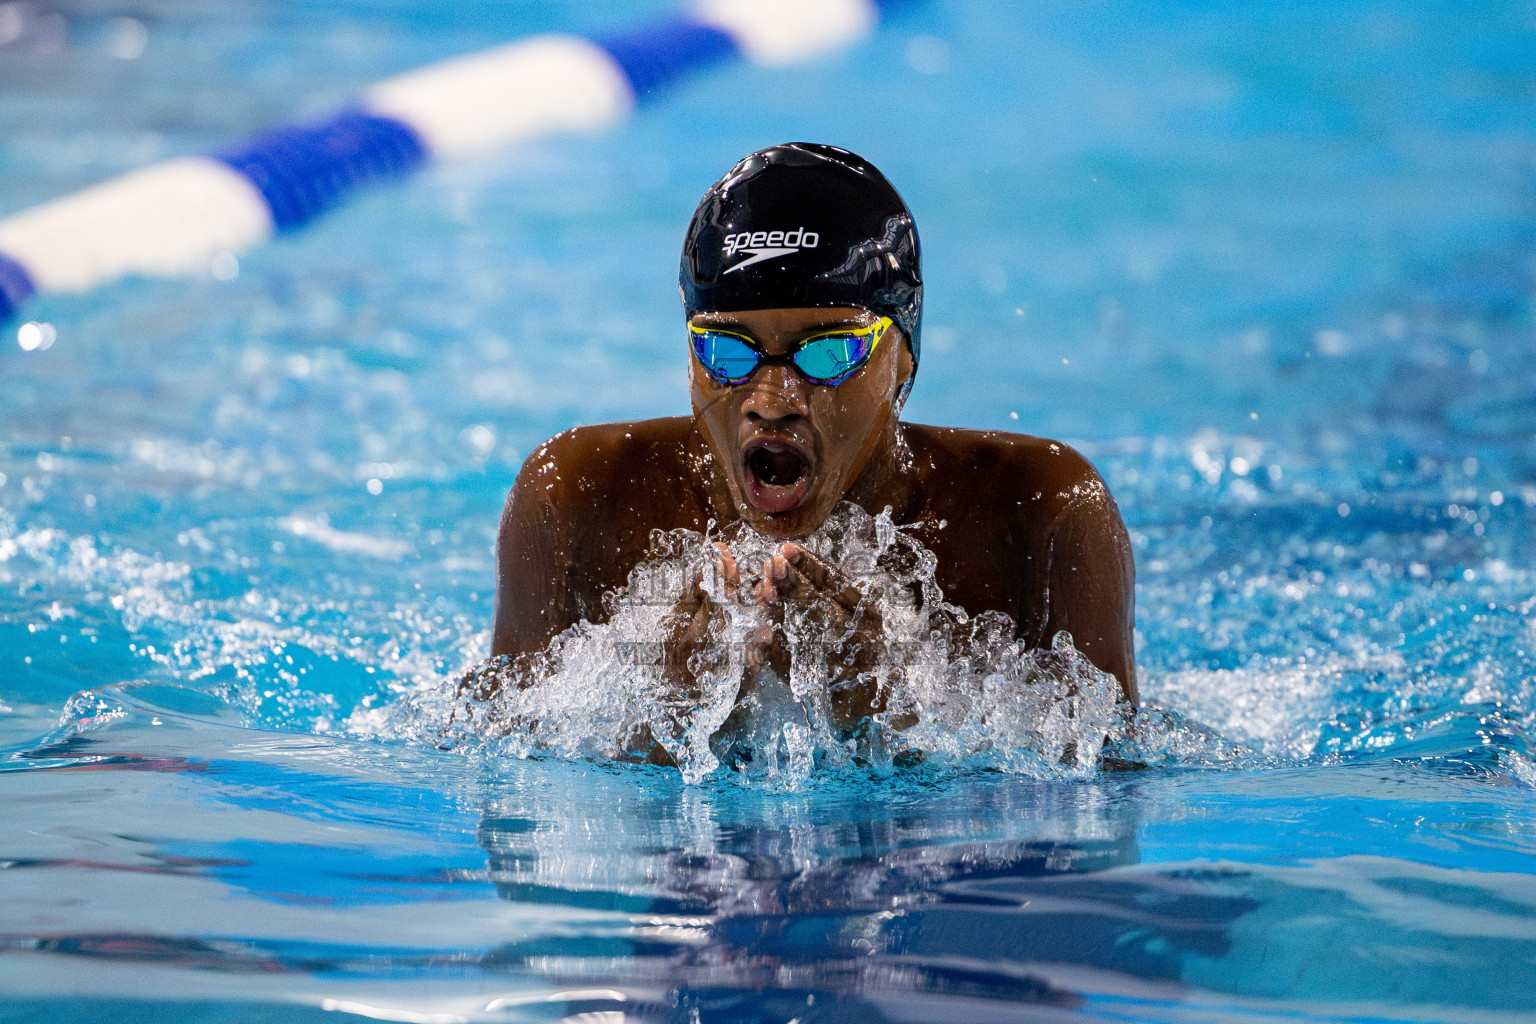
[740,437,813,514]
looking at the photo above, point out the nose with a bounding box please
[740,363,810,423]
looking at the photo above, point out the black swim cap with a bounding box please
[680,143,922,402]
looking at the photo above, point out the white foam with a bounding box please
[0,157,273,295]
[693,0,879,66]
[0,514,476,733]
[1144,648,1416,761]
[363,35,635,159]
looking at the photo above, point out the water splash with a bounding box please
[0,510,476,734]
[382,503,1177,785]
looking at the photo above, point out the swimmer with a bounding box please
[488,143,1136,749]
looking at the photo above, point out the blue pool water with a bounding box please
[3,1,1536,1020]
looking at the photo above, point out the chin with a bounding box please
[737,491,837,540]
[744,511,807,540]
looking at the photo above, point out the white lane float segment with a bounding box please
[0,0,903,323]
[364,35,637,160]
[693,0,879,66]
[0,157,273,295]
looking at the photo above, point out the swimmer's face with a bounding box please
[689,307,912,539]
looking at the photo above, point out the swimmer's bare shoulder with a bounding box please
[492,417,708,658]
[900,424,1138,701]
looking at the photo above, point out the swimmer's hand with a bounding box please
[754,543,864,611]
[622,543,742,767]
[658,542,739,696]
[754,543,890,728]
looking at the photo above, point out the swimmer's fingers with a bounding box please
[755,553,786,605]
[757,551,814,608]
[668,565,720,645]
[771,566,865,640]
[767,558,815,607]
[751,548,863,615]
[681,547,735,613]
[713,543,740,601]
[742,621,777,672]
[677,566,706,610]
[781,544,864,613]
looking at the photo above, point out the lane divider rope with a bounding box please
[0,0,904,323]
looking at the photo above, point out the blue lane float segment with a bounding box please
[0,2,911,324]
[215,109,428,231]
[0,252,36,324]
[595,15,739,98]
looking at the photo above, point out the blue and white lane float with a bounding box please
[0,0,905,325]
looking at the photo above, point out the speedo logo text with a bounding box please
[722,227,820,273]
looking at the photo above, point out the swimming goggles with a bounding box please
[689,316,892,387]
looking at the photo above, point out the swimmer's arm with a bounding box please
[491,450,569,659]
[1042,486,1139,704]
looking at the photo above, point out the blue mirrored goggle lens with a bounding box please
[792,331,875,384]
[691,329,760,383]
[690,318,889,386]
